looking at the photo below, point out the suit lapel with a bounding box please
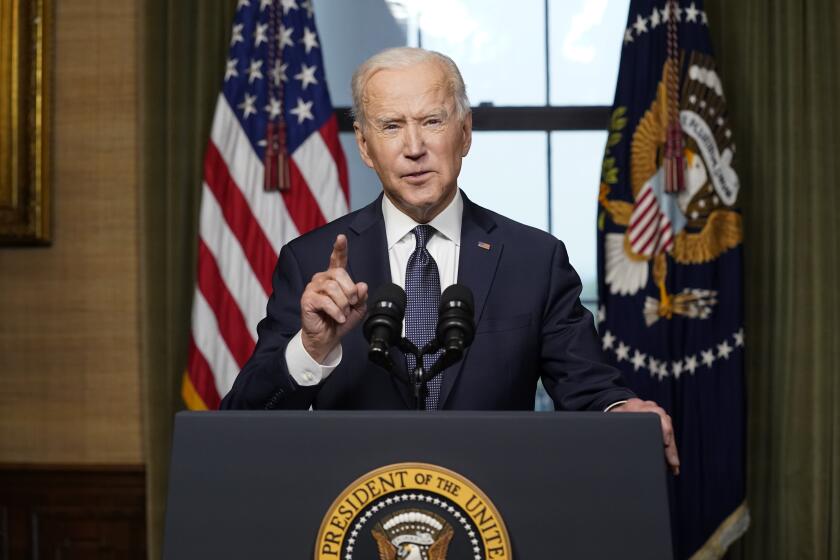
[347,195,389,292]
[347,195,414,408]
[438,192,503,408]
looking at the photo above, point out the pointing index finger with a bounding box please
[329,234,348,270]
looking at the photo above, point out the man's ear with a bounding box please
[460,112,473,158]
[354,122,375,169]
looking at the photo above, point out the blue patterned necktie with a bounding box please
[405,225,444,409]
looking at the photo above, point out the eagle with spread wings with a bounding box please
[600,53,742,325]
[372,521,454,560]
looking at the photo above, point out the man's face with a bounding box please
[354,60,472,223]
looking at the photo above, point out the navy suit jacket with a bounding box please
[220,192,635,411]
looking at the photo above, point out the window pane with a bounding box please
[551,131,606,301]
[314,0,409,107]
[535,381,553,411]
[548,0,629,105]
[418,0,547,106]
[460,132,548,231]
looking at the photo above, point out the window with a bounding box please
[314,0,630,410]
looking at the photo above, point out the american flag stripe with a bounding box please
[630,188,654,219]
[629,209,659,245]
[191,289,241,397]
[183,1,349,409]
[198,183,268,335]
[196,240,256,367]
[186,338,221,409]
[283,161,329,233]
[662,231,674,251]
[319,115,350,198]
[634,214,675,255]
[292,131,348,222]
[628,206,657,242]
[631,210,660,248]
[630,188,657,222]
[638,224,662,254]
[204,143,278,290]
[628,179,680,257]
[210,98,300,255]
[629,196,657,232]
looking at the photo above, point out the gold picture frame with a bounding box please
[1,0,50,245]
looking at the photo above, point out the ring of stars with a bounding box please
[624,2,709,45]
[598,306,743,381]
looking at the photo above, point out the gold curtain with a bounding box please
[707,1,840,558]
[139,1,235,557]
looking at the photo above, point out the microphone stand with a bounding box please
[397,339,460,410]
[368,337,429,408]
[373,336,467,410]
[396,339,427,410]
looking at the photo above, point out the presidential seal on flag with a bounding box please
[600,50,743,327]
[597,2,749,558]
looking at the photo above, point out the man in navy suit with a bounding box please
[221,47,679,473]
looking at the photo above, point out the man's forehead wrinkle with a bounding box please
[365,90,453,124]
[362,63,453,114]
[370,107,449,128]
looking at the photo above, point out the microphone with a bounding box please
[428,284,475,377]
[362,283,406,371]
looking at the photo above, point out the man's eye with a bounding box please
[425,119,441,126]
[383,123,399,131]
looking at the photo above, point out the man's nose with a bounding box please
[402,125,426,159]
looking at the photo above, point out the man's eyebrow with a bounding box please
[422,108,449,119]
[373,115,404,126]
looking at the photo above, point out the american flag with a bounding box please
[182,0,349,410]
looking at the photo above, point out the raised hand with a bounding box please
[300,234,369,363]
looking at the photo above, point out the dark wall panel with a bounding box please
[0,465,146,559]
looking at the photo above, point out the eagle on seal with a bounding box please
[370,509,454,560]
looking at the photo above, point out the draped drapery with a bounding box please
[139,2,235,557]
[707,1,840,557]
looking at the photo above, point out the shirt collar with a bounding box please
[382,189,463,250]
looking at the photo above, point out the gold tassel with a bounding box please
[264,121,291,192]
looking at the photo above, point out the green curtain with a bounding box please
[139,1,235,558]
[706,1,840,558]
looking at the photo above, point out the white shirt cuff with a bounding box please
[284,330,342,386]
[604,400,629,412]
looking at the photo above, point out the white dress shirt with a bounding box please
[281,191,627,411]
[285,191,463,386]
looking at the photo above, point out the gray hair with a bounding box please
[351,47,471,128]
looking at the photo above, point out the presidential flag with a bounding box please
[597,1,748,557]
[183,0,349,410]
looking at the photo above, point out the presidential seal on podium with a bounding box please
[316,463,512,560]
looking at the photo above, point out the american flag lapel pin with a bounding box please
[477,242,491,251]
